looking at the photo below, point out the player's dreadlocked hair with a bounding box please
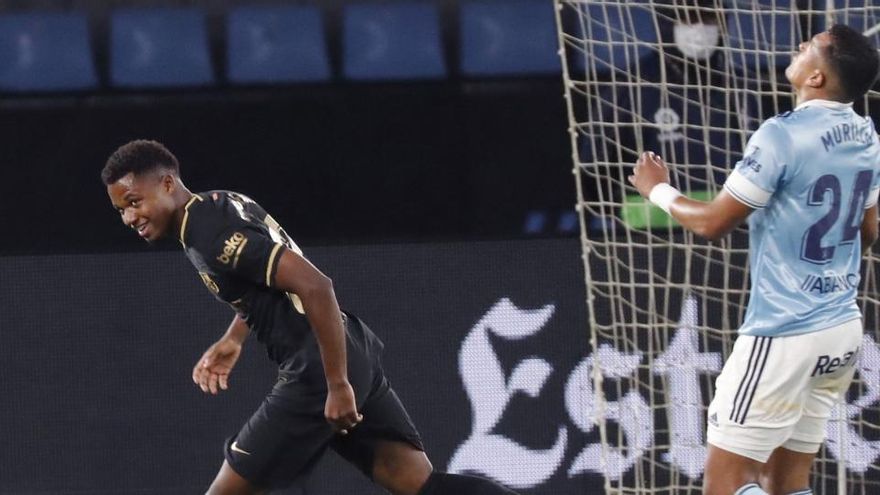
[825,24,879,102]
[101,139,180,185]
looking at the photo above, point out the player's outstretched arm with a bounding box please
[629,151,753,241]
[193,314,248,395]
[272,249,363,434]
[861,204,878,254]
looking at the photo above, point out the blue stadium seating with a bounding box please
[0,12,97,92]
[227,5,330,84]
[726,0,803,69]
[343,3,446,81]
[460,0,559,76]
[523,210,548,234]
[568,1,657,75]
[556,210,578,233]
[110,7,214,88]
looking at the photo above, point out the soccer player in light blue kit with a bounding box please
[630,25,880,495]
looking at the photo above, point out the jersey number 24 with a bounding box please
[801,170,873,264]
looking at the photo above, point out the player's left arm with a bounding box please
[272,249,362,433]
[629,151,753,240]
[192,314,248,395]
[861,204,878,254]
[862,165,880,254]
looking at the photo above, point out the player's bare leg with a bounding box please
[759,447,814,495]
[205,460,267,495]
[703,444,764,495]
[371,439,519,494]
[371,440,433,495]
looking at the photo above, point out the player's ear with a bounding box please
[161,173,176,193]
[806,68,826,89]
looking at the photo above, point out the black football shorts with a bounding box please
[222,318,424,490]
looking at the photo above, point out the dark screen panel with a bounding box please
[0,239,598,494]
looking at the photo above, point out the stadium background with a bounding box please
[0,0,572,255]
[0,0,582,493]
[2,0,879,494]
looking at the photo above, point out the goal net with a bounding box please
[556,1,880,493]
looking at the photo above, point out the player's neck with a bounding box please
[795,87,845,108]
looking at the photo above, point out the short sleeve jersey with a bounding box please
[178,191,317,364]
[723,99,880,337]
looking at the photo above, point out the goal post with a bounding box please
[555,1,880,493]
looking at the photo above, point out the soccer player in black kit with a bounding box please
[103,140,519,495]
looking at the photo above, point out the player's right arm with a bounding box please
[186,203,361,431]
[629,152,753,240]
[631,119,790,240]
[272,248,362,434]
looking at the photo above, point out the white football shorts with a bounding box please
[707,318,862,462]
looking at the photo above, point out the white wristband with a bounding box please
[648,183,682,215]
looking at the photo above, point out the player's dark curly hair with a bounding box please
[101,139,180,185]
[826,24,879,102]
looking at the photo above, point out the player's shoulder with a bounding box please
[751,115,794,147]
[194,189,260,208]
[182,190,233,225]
[764,102,826,129]
[180,190,264,247]
[776,101,866,126]
[763,106,807,129]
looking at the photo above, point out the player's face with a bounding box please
[107,172,178,243]
[785,31,832,89]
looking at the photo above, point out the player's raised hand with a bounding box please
[629,151,671,199]
[325,381,363,435]
[192,337,242,395]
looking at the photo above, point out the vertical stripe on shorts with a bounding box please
[730,336,773,425]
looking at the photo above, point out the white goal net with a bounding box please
[556,1,880,493]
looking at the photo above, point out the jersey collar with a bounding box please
[795,98,854,111]
[178,194,203,246]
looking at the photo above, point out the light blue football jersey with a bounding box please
[723,99,880,337]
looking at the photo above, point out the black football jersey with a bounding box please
[178,191,372,367]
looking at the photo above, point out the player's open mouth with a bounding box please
[136,222,149,238]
